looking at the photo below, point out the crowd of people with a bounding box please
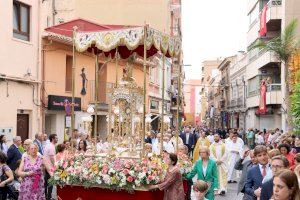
[145,126,300,200]
[0,126,299,200]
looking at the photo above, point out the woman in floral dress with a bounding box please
[18,143,52,200]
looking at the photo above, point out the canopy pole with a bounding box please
[176,54,181,152]
[115,47,119,86]
[160,54,165,155]
[71,26,77,151]
[94,53,99,138]
[141,25,147,158]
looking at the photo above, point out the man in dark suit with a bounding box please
[7,136,23,171]
[235,150,257,200]
[244,145,270,200]
[260,155,289,200]
[180,127,196,154]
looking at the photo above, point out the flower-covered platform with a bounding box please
[51,154,192,199]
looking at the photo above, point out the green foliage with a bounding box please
[291,70,300,135]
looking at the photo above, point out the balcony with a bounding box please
[246,50,280,79]
[247,0,282,46]
[266,0,282,25]
[247,83,283,108]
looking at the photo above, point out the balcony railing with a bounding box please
[248,83,281,97]
[267,0,282,7]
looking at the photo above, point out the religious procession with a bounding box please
[1,0,300,200]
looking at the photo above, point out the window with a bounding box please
[13,1,30,41]
[150,100,159,110]
[248,3,259,27]
[65,56,72,92]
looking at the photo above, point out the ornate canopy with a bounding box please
[74,26,181,58]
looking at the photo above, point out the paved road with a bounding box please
[215,182,243,200]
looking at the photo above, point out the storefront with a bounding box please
[45,95,81,142]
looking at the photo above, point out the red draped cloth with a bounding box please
[260,4,268,37]
[57,185,164,200]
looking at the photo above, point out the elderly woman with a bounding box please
[18,143,52,200]
[186,146,219,200]
[149,153,185,200]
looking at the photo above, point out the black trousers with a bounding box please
[44,171,53,200]
[0,186,8,200]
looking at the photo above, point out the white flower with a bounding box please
[129,170,135,176]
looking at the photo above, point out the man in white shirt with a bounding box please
[44,134,58,200]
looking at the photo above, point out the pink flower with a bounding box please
[142,167,148,173]
[147,176,154,181]
[75,167,81,174]
[62,162,68,169]
[127,176,134,182]
[134,166,142,172]
[102,168,108,174]
[123,169,129,175]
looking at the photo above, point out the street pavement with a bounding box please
[215,182,243,200]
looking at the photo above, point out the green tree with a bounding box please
[250,19,300,131]
[291,70,300,134]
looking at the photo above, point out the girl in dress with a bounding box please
[18,143,52,200]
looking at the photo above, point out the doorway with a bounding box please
[17,114,29,140]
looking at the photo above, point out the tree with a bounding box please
[250,19,300,132]
[291,70,300,135]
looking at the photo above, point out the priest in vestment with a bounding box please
[193,131,211,163]
[209,133,228,195]
[226,133,243,183]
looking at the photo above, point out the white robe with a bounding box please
[227,141,243,181]
[210,141,228,192]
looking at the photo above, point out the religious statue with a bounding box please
[80,68,88,95]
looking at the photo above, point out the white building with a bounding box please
[245,0,290,131]
[0,0,41,141]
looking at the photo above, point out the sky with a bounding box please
[182,0,248,80]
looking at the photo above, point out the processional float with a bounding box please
[71,25,181,158]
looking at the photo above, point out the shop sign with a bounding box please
[48,95,81,112]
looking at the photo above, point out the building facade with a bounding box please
[218,56,237,129]
[40,0,183,137]
[206,72,221,129]
[228,52,247,130]
[200,59,222,124]
[245,0,285,130]
[0,0,41,141]
[183,80,202,126]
